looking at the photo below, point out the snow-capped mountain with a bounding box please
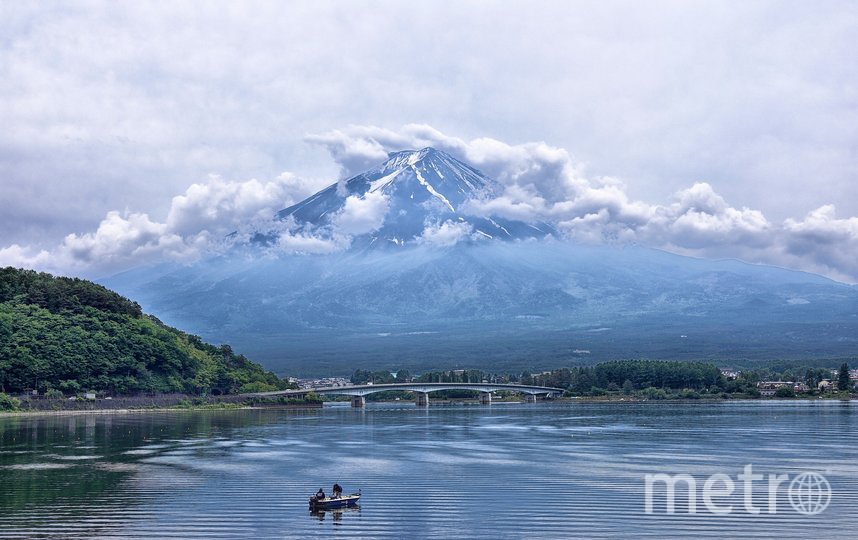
[272,147,555,247]
[101,148,858,377]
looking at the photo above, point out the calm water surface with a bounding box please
[1,401,856,538]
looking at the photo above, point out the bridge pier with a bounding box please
[351,395,365,408]
[479,392,492,405]
[524,394,537,403]
[415,392,430,407]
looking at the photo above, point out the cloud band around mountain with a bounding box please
[2,124,856,283]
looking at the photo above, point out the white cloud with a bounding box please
[0,244,54,272]
[0,211,194,276]
[166,173,313,237]
[332,191,390,236]
[277,230,346,255]
[647,183,772,249]
[418,220,475,247]
[781,205,858,281]
[0,172,321,276]
[61,211,186,264]
[304,128,400,180]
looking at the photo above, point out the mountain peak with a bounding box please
[386,147,438,161]
[380,147,456,173]
[274,147,556,246]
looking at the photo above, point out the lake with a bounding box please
[1,401,856,538]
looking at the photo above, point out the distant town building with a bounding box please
[297,377,351,389]
[829,369,858,381]
[720,369,740,380]
[819,375,857,392]
[757,381,804,397]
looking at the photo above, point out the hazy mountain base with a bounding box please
[239,321,857,377]
[103,241,858,377]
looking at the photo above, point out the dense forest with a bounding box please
[398,360,725,392]
[0,267,293,396]
[355,359,854,400]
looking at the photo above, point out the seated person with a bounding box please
[315,488,325,500]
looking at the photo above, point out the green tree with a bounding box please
[238,381,279,393]
[805,368,828,389]
[838,363,850,392]
[351,369,372,384]
[0,392,21,411]
[642,387,668,400]
[775,386,795,398]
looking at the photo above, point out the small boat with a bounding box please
[309,491,361,510]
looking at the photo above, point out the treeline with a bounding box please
[411,361,724,391]
[524,360,725,393]
[407,359,855,399]
[0,267,294,396]
[350,369,412,384]
[0,267,142,318]
[408,360,756,399]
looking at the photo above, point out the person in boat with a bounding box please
[332,483,343,499]
[315,488,325,500]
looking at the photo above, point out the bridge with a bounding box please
[252,383,565,407]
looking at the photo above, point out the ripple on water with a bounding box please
[4,462,75,470]
[0,402,856,539]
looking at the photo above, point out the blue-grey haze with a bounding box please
[103,241,858,377]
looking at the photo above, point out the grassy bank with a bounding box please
[0,391,323,414]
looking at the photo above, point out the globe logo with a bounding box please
[788,472,831,515]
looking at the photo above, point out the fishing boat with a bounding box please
[309,490,361,510]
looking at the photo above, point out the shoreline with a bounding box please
[567,394,855,402]
[0,403,322,418]
[3,395,853,418]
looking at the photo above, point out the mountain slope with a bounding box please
[105,242,858,376]
[0,267,290,394]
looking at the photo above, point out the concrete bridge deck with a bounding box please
[253,382,565,407]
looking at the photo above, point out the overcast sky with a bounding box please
[1,1,856,281]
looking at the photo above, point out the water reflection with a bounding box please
[310,505,361,523]
[0,409,322,539]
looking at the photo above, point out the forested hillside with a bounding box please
[0,267,291,395]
